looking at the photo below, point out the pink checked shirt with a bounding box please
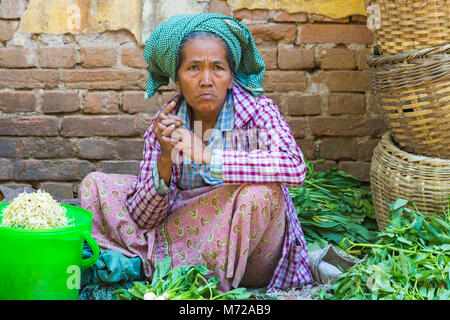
[125,83,313,290]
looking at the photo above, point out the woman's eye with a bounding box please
[214,65,224,70]
[189,66,199,71]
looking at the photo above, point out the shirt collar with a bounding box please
[230,82,258,128]
[177,90,234,132]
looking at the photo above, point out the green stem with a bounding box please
[342,238,416,255]
[196,274,213,299]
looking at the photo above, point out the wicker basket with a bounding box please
[367,44,450,159]
[369,0,450,55]
[370,132,450,230]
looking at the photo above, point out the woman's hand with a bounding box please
[166,127,212,164]
[152,101,185,161]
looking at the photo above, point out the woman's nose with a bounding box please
[200,69,212,86]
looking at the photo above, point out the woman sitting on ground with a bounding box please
[79,13,313,292]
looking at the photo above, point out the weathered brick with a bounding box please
[82,92,119,114]
[39,47,77,68]
[234,9,269,21]
[0,182,33,188]
[313,160,337,172]
[78,139,115,159]
[157,79,177,91]
[61,116,138,137]
[0,48,36,68]
[42,91,80,113]
[350,15,367,24]
[115,139,145,160]
[0,158,12,180]
[310,117,369,137]
[39,182,75,199]
[0,20,15,42]
[100,160,140,175]
[63,70,146,90]
[80,47,117,68]
[264,93,282,108]
[319,137,357,160]
[319,48,357,70]
[366,118,388,137]
[357,47,373,70]
[136,114,154,136]
[278,46,315,70]
[285,94,321,116]
[328,93,365,115]
[0,116,59,136]
[0,137,73,158]
[338,161,371,182]
[295,138,316,160]
[0,137,29,157]
[121,47,147,69]
[263,71,307,92]
[0,70,58,89]
[161,91,179,106]
[286,118,306,138]
[313,70,371,92]
[248,24,297,44]
[15,160,95,181]
[301,24,374,44]
[309,14,349,24]
[0,0,28,19]
[273,10,308,22]
[258,47,277,70]
[0,91,36,113]
[95,30,137,46]
[122,91,159,114]
[366,92,381,114]
[208,0,232,16]
[357,138,380,161]
[34,138,75,158]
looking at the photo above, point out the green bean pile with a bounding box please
[289,160,378,250]
[113,256,251,300]
[320,199,450,300]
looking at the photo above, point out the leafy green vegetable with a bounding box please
[320,198,450,300]
[113,256,252,300]
[289,159,378,249]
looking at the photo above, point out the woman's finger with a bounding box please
[161,136,179,146]
[154,101,177,129]
[164,114,186,125]
[160,118,182,127]
[157,120,180,133]
[161,100,177,115]
[160,113,185,127]
[171,128,185,142]
[161,123,177,137]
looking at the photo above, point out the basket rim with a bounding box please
[378,132,450,165]
[367,43,450,66]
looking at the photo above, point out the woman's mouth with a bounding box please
[198,93,215,99]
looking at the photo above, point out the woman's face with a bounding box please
[176,37,233,120]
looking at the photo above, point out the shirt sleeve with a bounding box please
[152,164,171,196]
[200,148,223,185]
[125,115,172,230]
[221,97,307,187]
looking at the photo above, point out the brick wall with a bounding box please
[0,0,385,199]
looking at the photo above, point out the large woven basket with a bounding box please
[370,132,450,230]
[367,44,450,159]
[369,0,450,55]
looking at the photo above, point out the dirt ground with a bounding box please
[250,283,332,300]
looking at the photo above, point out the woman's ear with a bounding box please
[176,81,181,90]
[227,74,234,90]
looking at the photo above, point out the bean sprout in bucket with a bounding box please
[0,190,73,230]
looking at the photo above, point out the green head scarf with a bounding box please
[143,13,265,99]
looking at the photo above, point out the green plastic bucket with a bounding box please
[0,203,99,300]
